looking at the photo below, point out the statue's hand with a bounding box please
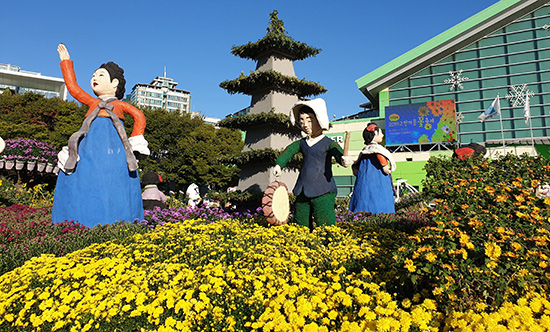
[341,156,353,168]
[57,146,78,174]
[129,135,150,156]
[57,43,70,61]
[273,165,282,177]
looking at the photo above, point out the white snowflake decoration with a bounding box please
[455,112,465,124]
[444,70,469,91]
[505,84,535,107]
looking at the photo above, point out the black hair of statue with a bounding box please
[362,122,379,145]
[298,105,315,115]
[142,170,160,186]
[99,62,126,100]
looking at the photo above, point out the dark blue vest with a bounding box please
[293,136,337,198]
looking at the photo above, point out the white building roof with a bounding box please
[0,63,67,100]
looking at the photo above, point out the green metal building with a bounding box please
[329,0,550,197]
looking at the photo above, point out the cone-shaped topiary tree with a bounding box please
[219,10,326,192]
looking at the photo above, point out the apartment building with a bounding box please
[129,73,191,114]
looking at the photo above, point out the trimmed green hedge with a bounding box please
[218,111,299,134]
[219,70,326,97]
[218,147,302,169]
[230,10,321,61]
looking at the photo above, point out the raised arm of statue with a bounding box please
[57,43,70,61]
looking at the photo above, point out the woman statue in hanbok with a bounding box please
[52,44,149,227]
[349,123,396,214]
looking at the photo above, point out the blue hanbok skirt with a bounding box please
[349,155,395,214]
[52,117,144,227]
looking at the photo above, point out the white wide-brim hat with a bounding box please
[290,98,330,131]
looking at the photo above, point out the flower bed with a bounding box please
[2,138,57,164]
[0,219,548,331]
[0,205,80,248]
[393,154,550,312]
[140,204,265,228]
[0,178,54,208]
[0,155,549,331]
[0,205,150,275]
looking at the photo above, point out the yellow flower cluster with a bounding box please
[444,293,550,332]
[484,242,502,261]
[27,183,55,208]
[0,181,54,208]
[0,220,441,331]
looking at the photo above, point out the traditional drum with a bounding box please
[262,181,290,226]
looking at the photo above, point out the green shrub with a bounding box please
[393,154,550,312]
[0,177,54,208]
[394,192,429,213]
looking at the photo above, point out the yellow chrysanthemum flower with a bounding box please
[404,259,417,273]
[485,242,502,260]
[425,252,437,262]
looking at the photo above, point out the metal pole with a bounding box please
[529,117,536,155]
[499,111,506,155]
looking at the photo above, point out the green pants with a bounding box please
[294,192,336,231]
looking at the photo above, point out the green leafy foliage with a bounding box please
[220,70,327,97]
[0,90,86,149]
[218,147,302,169]
[127,108,244,191]
[0,92,244,191]
[394,192,430,213]
[218,111,299,134]
[206,188,266,212]
[230,10,321,61]
[0,177,54,208]
[393,154,550,312]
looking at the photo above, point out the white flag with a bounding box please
[479,95,501,122]
[524,92,531,125]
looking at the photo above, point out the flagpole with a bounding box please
[524,92,536,155]
[499,112,506,155]
[479,94,504,157]
[529,117,535,155]
[498,94,506,155]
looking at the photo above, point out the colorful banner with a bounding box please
[385,99,457,145]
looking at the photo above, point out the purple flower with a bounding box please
[3,139,58,163]
[136,204,263,228]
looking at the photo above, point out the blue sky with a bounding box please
[1,0,499,120]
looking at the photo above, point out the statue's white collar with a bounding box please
[305,134,325,147]
[360,143,397,172]
[99,95,117,101]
